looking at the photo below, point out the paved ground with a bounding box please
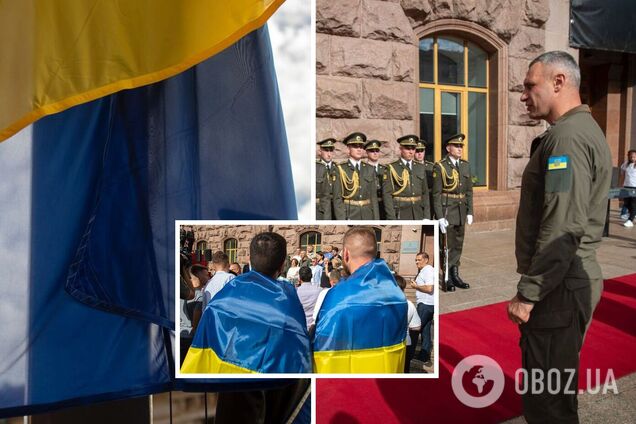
[442,208,636,423]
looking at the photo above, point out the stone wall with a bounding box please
[188,224,410,274]
[317,0,557,189]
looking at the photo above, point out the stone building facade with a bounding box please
[317,0,636,230]
[187,224,435,277]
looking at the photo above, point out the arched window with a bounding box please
[419,36,489,187]
[373,228,382,259]
[300,231,321,253]
[224,238,238,263]
[196,240,207,254]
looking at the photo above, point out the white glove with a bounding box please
[467,214,473,225]
[439,218,448,234]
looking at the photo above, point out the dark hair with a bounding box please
[394,274,406,291]
[298,266,313,283]
[190,264,207,275]
[250,232,287,278]
[212,251,229,265]
[320,275,331,288]
[290,258,299,267]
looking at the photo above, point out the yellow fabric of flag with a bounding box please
[0,0,284,142]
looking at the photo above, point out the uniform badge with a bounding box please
[547,155,568,171]
[383,174,387,180]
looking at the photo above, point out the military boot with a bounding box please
[442,274,455,292]
[450,266,470,289]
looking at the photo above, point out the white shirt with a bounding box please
[621,161,636,187]
[415,264,435,305]
[349,159,362,169]
[310,265,323,285]
[203,271,235,309]
[406,300,422,346]
[297,282,322,328]
[312,287,330,323]
[401,158,412,169]
[449,157,459,167]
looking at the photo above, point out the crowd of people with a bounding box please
[179,227,436,374]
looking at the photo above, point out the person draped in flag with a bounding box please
[181,232,311,374]
[313,227,407,373]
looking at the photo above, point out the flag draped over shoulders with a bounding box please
[313,259,408,373]
[181,271,312,374]
[0,0,300,417]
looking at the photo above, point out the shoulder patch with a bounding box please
[547,155,568,171]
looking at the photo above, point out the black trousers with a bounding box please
[519,277,602,424]
[215,379,310,424]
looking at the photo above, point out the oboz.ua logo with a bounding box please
[451,355,505,408]
[451,354,620,408]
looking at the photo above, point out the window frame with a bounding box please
[419,35,490,189]
[299,231,322,254]
[223,238,238,264]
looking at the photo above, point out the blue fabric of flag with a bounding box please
[0,26,300,418]
[314,259,407,352]
[182,271,312,374]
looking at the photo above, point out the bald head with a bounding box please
[343,227,377,260]
[341,227,377,276]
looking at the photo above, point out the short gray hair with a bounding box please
[530,51,581,89]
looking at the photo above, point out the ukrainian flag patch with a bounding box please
[547,155,568,171]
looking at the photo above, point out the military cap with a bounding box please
[342,132,367,146]
[415,140,426,152]
[397,134,419,147]
[445,133,466,146]
[364,139,382,152]
[317,138,336,149]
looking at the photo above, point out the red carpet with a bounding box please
[316,274,636,423]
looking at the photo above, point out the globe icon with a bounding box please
[461,365,496,397]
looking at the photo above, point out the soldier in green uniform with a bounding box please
[332,132,380,220]
[507,51,611,424]
[316,138,336,220]
[432,133,473,291]
[382,135,431,220]
[416,140,435,217]
[365,139,387,220]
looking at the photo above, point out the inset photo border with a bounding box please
[175,220,439,379]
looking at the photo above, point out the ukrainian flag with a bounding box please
[313,259,408,373]
[0,0,300,415]
[181,271,312,374]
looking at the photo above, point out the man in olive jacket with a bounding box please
[432,133,473,290]
[316,138,336,220]
[382,135,431,220]
[333,132,379,220]
[507,51,611,424]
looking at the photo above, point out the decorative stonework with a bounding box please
[316,0,554,196]
[188,225,417,276]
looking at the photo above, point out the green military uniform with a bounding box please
[365,139,387,220]
[382,135,431,220]
[432,134,473,290]
[333,132,380,220]
[515,105,611,423]
[316,138,336,220]
[417,140,436,218]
